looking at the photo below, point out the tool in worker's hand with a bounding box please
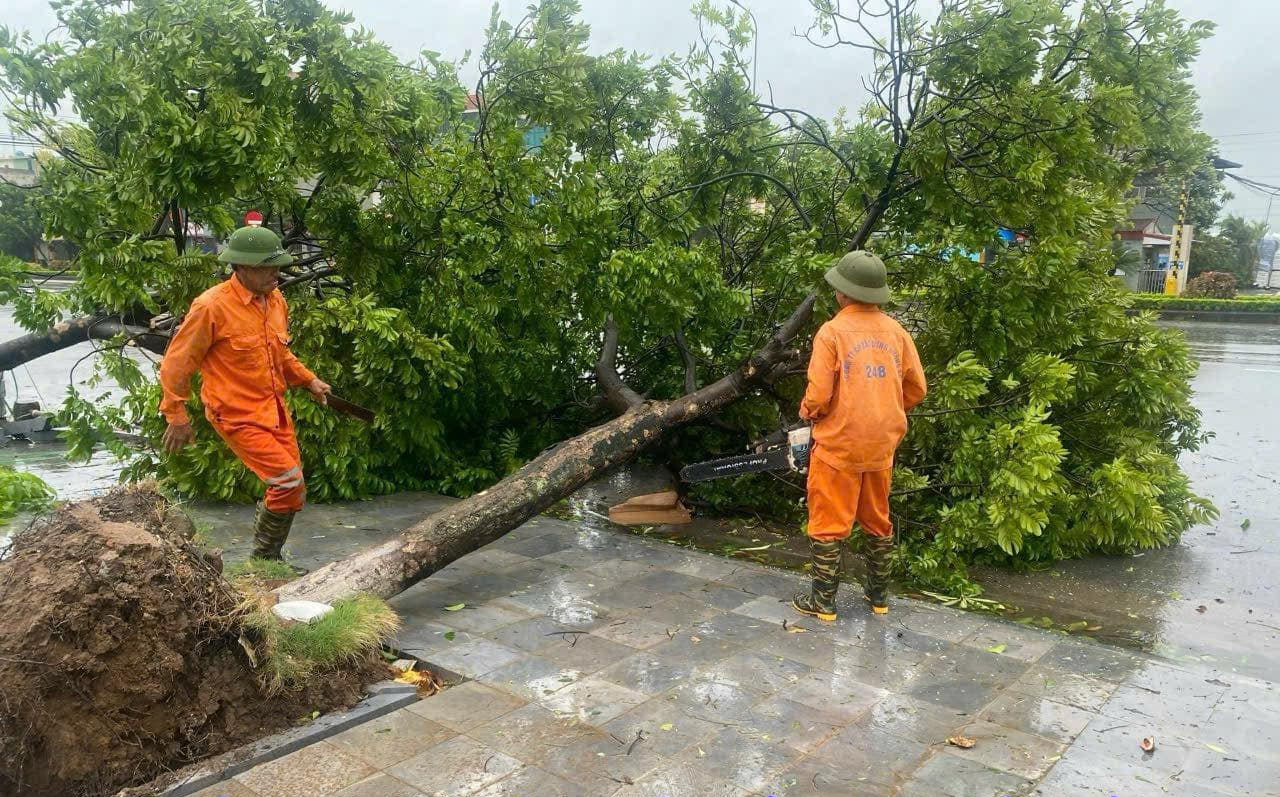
[325,394,375,423]
[679,425,810,483]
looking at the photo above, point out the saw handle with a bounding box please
[787,425,811,473]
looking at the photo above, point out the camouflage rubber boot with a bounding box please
[793,538,843,621]
[864,533,893,615]
[250,503,307,574]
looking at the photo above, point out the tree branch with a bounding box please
[596,315,644,414]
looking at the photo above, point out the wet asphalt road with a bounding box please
[1,309,1277,677]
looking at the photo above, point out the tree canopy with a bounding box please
[0,0,1219,593]
[1193,214,1268,282]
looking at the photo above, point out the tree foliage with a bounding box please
[0,182,46,262]
[0,0,1219,591]
[0,464,53,521]
[1193,214,1268,282]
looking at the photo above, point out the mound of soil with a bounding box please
[0,486,379,797]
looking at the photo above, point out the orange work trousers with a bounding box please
[211,402,306,513]
[806,455,892,541]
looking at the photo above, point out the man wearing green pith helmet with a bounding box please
[159,224,330,572]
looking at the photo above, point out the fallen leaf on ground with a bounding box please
[659,723,674,731]
[946,735,976,749]
[787,625,809,634]
[1066,621,1089,632]
[986,643,1007,654]
[1205,743,1227,754]
[1196,605,1207,614]
[395,669,427,685]
[443,602,466,611]
[1241,519,1251,531]
[444,630,456,641]
[689,635,702,643]
[1140,736,1156,752]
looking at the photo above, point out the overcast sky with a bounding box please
[5,0,1279,226]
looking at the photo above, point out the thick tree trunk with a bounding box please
[0,314,167,371]
[278,293,817,604]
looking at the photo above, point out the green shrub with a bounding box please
[1183,271,1237,298]
[0,466,54,521]
[1131,295,1280,313]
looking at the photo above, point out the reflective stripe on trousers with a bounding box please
[211,400,306,513]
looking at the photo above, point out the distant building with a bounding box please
[459,92,547,152]
[1114,187,1183,292]
[1256,236,1280,288]
[0,151,39,187]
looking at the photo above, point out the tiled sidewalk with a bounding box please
[193,516,1278,797]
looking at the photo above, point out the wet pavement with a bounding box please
[186,510,1278,797]
[2,307,1278,794]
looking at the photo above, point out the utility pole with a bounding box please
[1164,182,1190,295]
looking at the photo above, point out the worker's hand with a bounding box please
[307,377,331,404]
[162,422,195,453]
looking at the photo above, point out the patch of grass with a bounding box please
[191,518,216,548]
[242,594,399,693]
[225,557,300,581]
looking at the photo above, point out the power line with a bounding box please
[1225,172,1280,196]
[1213,129,1280,138]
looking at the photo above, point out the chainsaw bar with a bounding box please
[679,446,792,483]
[679,426,810,484]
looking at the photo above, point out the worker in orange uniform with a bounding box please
[793,250,926,620]
[159,225,330,570]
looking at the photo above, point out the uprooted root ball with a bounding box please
[0,485,383,797]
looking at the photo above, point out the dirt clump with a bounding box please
[0,485,379,797]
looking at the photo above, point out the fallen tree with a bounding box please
[0,313,167,371]
[2,0,1220,601]
[280,297,813,601]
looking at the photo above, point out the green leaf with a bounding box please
[443,603,465,612]
[985,643,1007,654]
[443,630,456,641]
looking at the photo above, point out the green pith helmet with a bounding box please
[217,225,295,267]
[824,250,890,305]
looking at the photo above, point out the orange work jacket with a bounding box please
[158,273,316,429]
[799,303,927,473]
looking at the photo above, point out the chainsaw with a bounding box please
[679,425,810,483]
